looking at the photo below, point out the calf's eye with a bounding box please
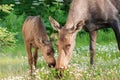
[47,52,51,55]
[66,44,71,49]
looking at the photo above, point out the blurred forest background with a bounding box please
[0,0,72,47]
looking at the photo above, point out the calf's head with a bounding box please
[40,39,56,68]
[49,16,84,71]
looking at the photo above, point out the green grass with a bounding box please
[0,44,28,79]
[76,29,116,47]
[0,30,120,80]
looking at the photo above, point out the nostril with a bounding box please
[48,63,56,68]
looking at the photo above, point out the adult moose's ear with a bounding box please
[49,16,61,32]
[70,20,85,33]
[76,20,85,30]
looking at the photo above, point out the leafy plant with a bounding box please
[0,27,17,47]
[0,13,26,42]
[37,1,68,35]
[0,4,14,13]
[1,13,25,32]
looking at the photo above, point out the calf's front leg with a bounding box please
[25,42,33,73]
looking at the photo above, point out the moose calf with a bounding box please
[22,16,56,73]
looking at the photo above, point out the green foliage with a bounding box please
[0,4,14,13]
[0,0,69,36]
[0,13,26,42]
[0,27,17,47]
[97,29,116,44]
[1,13,25,32]
[44,2,67,34]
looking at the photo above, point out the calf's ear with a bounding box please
[49,16,61,32]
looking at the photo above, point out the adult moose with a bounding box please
[22,16,56,73]
[49,0,120,72]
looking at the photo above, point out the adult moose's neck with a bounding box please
[65,0,88,29]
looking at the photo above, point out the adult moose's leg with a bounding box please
[33,48,38,68]
[110,19,120,50]
[89,31,97,65]
[25,42,33,73]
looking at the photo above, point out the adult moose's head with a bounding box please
[49,0,86,73]
[49,16,84,71]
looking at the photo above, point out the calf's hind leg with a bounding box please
[33,48,38,68]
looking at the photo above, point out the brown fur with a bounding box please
[110,0,120,14]
[22,16,56,73]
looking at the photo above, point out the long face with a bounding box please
[55,28,76,70]
[41,41,56,68]
[49,16,84,71]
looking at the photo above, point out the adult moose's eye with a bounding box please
[66,44,71,49]
[47,52,51,56]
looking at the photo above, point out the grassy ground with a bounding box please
[0,30,120,80]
